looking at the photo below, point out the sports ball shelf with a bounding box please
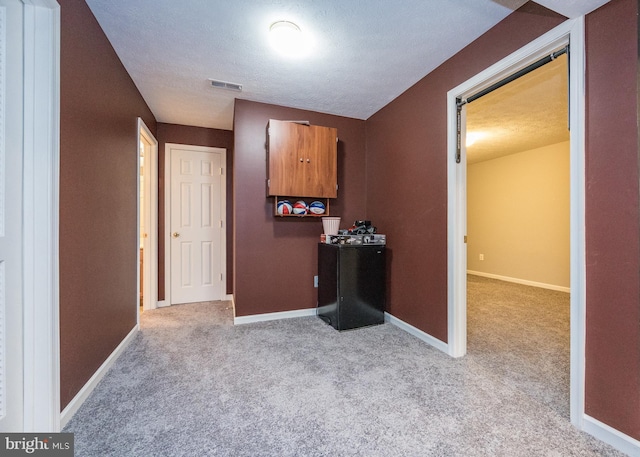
[273,197,330,217]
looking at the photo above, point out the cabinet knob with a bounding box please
[306,158,310,163]
[300,158,303,162]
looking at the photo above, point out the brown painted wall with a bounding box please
[156,123,234,297]
[59,0,156,409]
[233,99,366,316]
[584,0,640,439]
[365,3,566,342]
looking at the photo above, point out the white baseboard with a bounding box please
[157,297,231,308]
[467,270,570,293]
[582,415,640,457]
[234,308,317,325]
[384,312,449,354]
[60,325,139,428]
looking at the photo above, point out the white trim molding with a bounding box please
[137,118,158,320]
[60,325,139,428]
[21,0,60,433]
[582,415,640,457]
[566,17,587,433]
[234,308,316,325]
[467,271,570,293]
[384,313,449,354]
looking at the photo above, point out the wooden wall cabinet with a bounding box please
[267,119,338,198]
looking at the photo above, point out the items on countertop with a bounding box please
[342,220,377,235]
[321,219,385,245]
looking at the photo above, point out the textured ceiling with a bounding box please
[85,0,610,131]
[466,53,569,163]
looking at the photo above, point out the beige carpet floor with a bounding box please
[64,280,626,456]
[467,274,570,419]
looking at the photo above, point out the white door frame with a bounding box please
[137,118,158,319]
[164,143,227,307]
[21,0,61,432]
[447,17,585,427]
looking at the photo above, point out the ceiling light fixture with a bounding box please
[269,20,308,57]
[466,131,486,147]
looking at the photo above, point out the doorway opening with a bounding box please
[447,18,586,428]
[465,53,570,417]
[138,119,159,320]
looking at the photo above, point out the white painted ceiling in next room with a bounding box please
[85,0,610,134]
[466,53,569,163]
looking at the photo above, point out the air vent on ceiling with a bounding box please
[209,79,243,92]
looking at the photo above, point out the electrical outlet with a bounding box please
[314,275,318,288]
[479,254,484,261]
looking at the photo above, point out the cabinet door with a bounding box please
[267,120,307,196]
[305,124,337,198]
[267,120,337,198]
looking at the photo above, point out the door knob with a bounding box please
[172,232,180,238]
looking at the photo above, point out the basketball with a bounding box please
[292,200,308,215]
[309,201,326,214]
[277,199,292,215]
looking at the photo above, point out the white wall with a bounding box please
[467,141,570,289]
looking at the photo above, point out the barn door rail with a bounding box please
[455,46,569,164]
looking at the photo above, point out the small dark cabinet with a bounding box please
[317,243,386,331]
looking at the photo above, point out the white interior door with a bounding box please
[168,145,226,305]
[0,0,24,432]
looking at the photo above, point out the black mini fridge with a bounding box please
[317,243,386,331]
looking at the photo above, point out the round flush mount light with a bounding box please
[269,20,309,57]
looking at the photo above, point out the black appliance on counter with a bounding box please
[317,242,386,331]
